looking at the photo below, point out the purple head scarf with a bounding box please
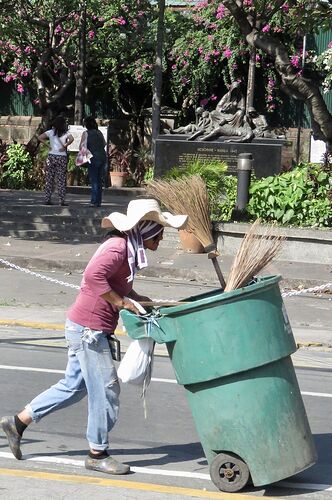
[125,221,164,282]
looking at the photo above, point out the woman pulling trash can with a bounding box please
[0,198,188,475]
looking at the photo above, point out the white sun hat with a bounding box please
[101,198,188,231]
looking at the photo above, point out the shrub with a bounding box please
[248,163,332,227]
[214,174,238,221]
[0,144,33,189]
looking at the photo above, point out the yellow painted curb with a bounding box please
[0,319,124,336]
[0,319,64,330]
[0,468,275,499]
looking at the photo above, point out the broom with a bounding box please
[146,175,226,288]
[224,219,284,292]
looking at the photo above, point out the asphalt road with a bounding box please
[0,341,332,499]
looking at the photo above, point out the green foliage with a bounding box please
[214,174,237,221]
[144,166,155,183]
[0,144,33,189]
[247,164,332,227]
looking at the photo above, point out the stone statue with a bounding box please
[164,83,275,143]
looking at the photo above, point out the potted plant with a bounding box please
[108,145,132,187]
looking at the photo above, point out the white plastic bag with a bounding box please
[117,337,155,385]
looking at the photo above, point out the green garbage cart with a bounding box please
[121,275,317,492]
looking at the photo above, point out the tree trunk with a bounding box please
[74,0,87,125]
[246,47,256,112]
[151,0,165,159]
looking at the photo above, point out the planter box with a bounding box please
[214,222,332,265]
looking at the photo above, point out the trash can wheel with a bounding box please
[210,452,250,493]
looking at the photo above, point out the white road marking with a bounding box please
[0,364,64,374]
[0,452,209,480]
[0,452,331,492]
[1,365,332,398]
[301,391,332,398]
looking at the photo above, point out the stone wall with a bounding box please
[282,127,311,169]
[0,116,41,144]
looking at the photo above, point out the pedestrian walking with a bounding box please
[0,198,187,475]
[79,116,107,207]
[38,116,74,206]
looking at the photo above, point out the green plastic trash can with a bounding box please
[121,275,317,492]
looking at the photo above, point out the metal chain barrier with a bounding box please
[281,283,332,298]
[0,257,331,300]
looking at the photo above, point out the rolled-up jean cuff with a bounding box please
[89,442,109,452]
[24,404,40,423]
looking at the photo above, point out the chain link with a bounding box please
[0,258,80,290]
[0,257,331,300]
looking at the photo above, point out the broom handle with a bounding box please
[211,257,226,289]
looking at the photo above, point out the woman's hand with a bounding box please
[122,298,140,315]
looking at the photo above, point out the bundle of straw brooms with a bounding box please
[146,175,284,292]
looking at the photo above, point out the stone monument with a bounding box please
[156,83,287,178]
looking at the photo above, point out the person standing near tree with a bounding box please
[79,116,107,207]
[38,116,74,206]
[0,198,188,476]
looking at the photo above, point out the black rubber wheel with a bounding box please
[210,452,250,493]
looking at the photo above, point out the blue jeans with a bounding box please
[88,157,105,206]
[26,319,120,451]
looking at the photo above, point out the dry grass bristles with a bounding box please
[225,219,284,292]
[146,175,214,248]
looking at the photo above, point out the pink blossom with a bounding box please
[328,41,332,48]
[137,11,144,17]
[17,83,24,93]
[216,3,225,19]
[200,98,209,107]
[33,98,40,105]
[171,64,177,70]
[195,0,208,9]
[223,48,232,58]
[204,54,210,62]
[255,54,261,62]
[210,94,218,101]
[262,25,270,33]
[117,16,126,25]
[88,30,95,39]
[55,25,62,34]
[267,95,273,101]
[213,50,220,56]
[243,0,253,5]
[198,47,204,54]
[184,50,189,57]
[273,27,283,33]
[24,46,32,54]
[290,55,300,68]
[281,2,289,12]
[268,78,276,88]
